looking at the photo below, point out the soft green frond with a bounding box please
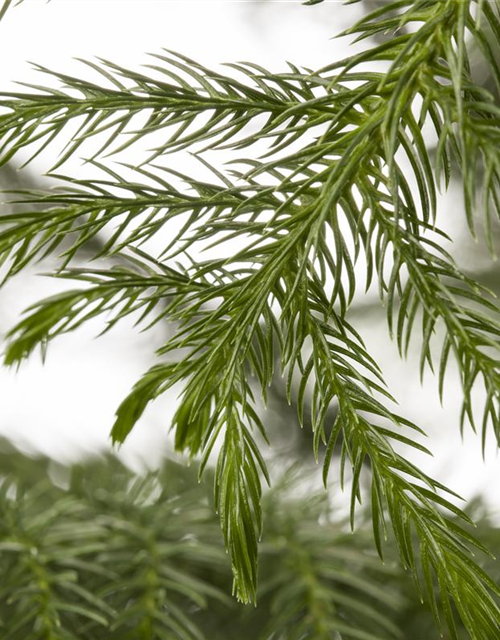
[0,52,333,170]
[2,1,500,637]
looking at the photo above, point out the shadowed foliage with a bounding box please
[0,441,498,640]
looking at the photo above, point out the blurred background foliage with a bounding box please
[0,438,498,640]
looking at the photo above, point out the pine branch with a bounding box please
[0,53,331,171]
[1,1,500,637]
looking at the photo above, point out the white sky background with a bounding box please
[0,0,498,511]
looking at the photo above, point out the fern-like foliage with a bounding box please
[1,442,497,640]
[1,1,500,637]
[0,446,228,640]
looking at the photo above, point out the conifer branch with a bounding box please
[1,1,500,636]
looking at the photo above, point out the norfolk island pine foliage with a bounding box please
[1,1,500,638]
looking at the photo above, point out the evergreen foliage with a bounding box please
[0,442,497,640]
[1,1,500,637]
